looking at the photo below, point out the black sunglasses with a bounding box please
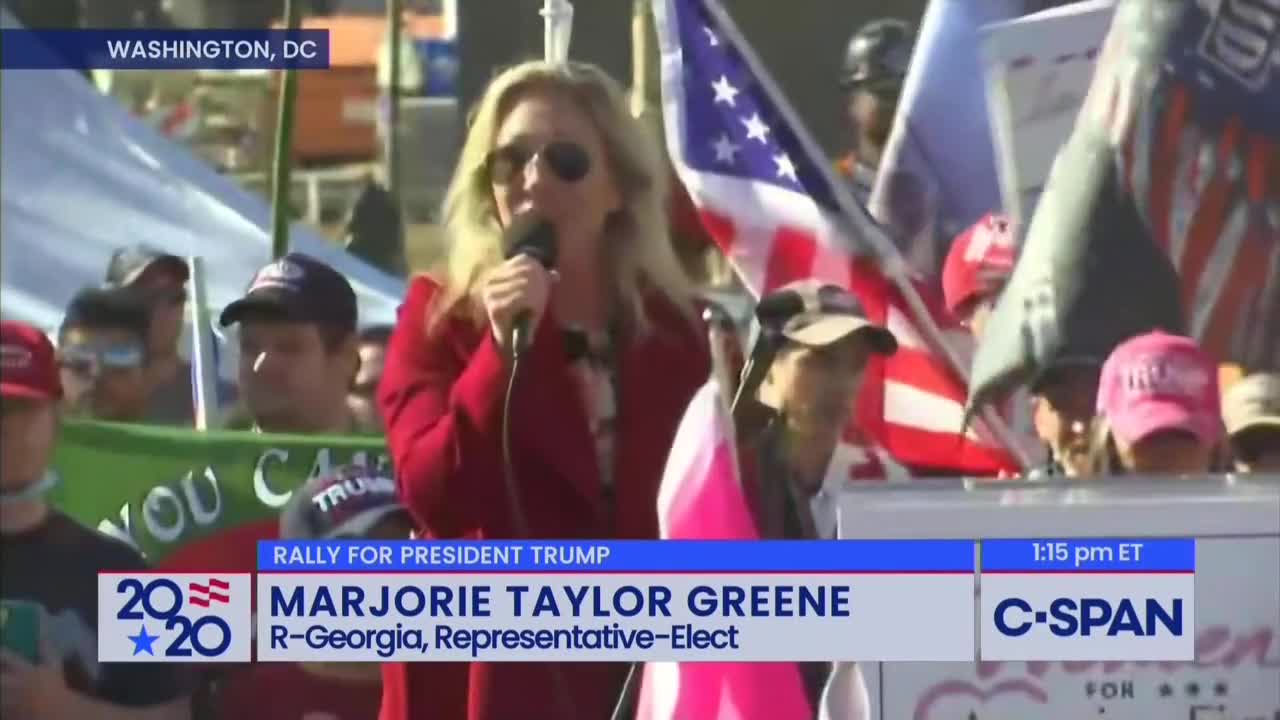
[484,140,590,187]
[58,343,145,374]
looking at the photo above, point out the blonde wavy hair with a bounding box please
[426,60,695,336]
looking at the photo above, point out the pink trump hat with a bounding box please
[1096,331,1223,447]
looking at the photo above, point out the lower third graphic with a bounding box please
[98,573,252,662]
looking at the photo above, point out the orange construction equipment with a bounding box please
[269,13,445,164]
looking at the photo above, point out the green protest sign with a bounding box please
[50,421,389,568]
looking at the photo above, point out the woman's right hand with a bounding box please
[482,254,554,353]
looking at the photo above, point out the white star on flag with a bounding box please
[741,112,770,143]
[774,152,797,181]
[703,25,719,45]
[711,134,740,164]
[711,75,739,106]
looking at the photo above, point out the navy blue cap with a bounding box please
[219,252,357,332]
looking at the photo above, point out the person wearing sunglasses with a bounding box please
[377,60,709,720]
[103,244,237,426]
[56,288,152,423]
[834,18,915,201]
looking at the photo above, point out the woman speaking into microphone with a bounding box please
[376,60,709,720]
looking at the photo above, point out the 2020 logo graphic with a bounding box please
[98,573,251,662]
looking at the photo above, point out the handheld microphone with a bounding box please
[730,289,803,418]
[503,215,559,356]
[754,288,804,325]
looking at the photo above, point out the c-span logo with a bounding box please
[98,573,251,662]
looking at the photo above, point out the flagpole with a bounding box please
[541,0,574,64]
[630,0,650,118]
[609,662,640,720]
[270,0,301,261]
[188,256,219,431]
[685,1,1032,469]
[385,0,402,203]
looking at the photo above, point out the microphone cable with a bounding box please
[501,351,530,537]
[500,338,581,720]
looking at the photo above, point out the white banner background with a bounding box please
[257,573,975,663]
[980,0,1115,231]
[871,538,1279,719]
[835,475,1280,720]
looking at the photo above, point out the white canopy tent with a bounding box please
[0,10,406,339]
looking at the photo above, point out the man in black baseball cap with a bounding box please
[220,253,363,434]
[102,244,223,426]
[104,245,190,291]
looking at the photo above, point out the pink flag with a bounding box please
[634,378,813,720]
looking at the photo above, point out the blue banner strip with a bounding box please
[1,30,331,70]
[257,540,976,572]
[982,539,1195,572]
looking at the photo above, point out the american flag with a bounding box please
[652,0,1024,474]
[1090,0,1280,369]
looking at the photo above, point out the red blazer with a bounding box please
[377,276,709,720]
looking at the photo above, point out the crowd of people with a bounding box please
[2,16,1278,720]
[32,244,395,436]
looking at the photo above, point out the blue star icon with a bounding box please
[129,625,158,656]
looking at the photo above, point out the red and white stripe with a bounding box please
[1096,11,1280,368]
[1122,86,1280,369]
[681,171,1018,474]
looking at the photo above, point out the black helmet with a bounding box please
[840,18,915,90]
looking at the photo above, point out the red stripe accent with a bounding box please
[1245,135,1271,202]
[844,257,903,452]
[763,226,819,290]
[1200,134,1274,358]
[697,208,737,257]
[879,423,1015,473]
[886,348,967,401]
[1201,214,1273,359]
[1177,118,1241,319]
[189,580,232,606]
[842,257,1013,473]
[1150,85,1190,252]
